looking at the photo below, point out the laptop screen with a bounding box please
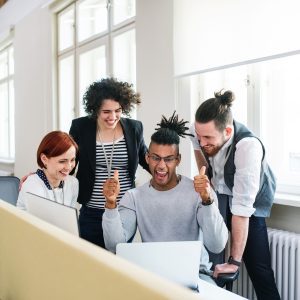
[116,241,202,290]
[26,192,79,236]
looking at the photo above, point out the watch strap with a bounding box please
[228,256,241,267]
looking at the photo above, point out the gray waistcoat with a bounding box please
[209,121,276,217]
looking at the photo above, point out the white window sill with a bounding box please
[274,193,300,208]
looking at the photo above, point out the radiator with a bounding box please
[233,228,300,300]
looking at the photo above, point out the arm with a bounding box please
[214,138,263,277]
[137,122,150,173]
[69,119,80,175]
[194,166,228,253]
[102,170,137,252]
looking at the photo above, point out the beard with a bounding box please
[201,143,224,157]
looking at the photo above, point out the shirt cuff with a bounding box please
[104,207,119,218]
[231,204,256,217]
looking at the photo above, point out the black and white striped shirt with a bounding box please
[87,136,131,209]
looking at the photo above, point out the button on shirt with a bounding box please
[190,123,263,217]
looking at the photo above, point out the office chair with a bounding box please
[0,176,20,206]
[216,270,239,291]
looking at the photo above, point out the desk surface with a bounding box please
[198,279,246,300]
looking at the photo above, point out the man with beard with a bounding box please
[102,112,228,284]
[189,90,280,300]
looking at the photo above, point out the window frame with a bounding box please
[54,0,136,131]
[0,41,14,163]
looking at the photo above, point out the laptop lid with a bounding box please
[26,192,79,236]
[116,241,201,290]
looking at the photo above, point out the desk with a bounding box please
[198,279,246,300]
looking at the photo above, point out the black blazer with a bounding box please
[70,116,149,205]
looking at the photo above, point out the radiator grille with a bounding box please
[233,228,300,300]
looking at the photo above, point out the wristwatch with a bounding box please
[228,256,241,267]
[201,196,214,206]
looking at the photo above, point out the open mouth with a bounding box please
[155,170,167,181]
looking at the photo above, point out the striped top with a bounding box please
[87,136,131,209]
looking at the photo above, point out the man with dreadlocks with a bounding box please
[102,112,228,284]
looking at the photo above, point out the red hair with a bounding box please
[37,131,78,168]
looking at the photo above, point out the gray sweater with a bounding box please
[102,175,228,270]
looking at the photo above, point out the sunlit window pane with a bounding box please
[0,51,7,80]
[0,82,9,158]
[78,0,107,42]
[9,79,15,158]
[58,55,75,132]
[113,29,135,85]
[58,6,75,51]
[260,55,300,190]
[79,45,106,116]
[113,0,135,25]
[195,66,248,124]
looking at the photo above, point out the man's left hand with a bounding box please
[213,263,239,278]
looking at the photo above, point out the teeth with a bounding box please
[156,171,167,175]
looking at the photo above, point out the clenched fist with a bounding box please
[193,166,212,204]
[103,170,120,209]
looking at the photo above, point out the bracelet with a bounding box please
[228,256,241,267]
[201,196,214,206]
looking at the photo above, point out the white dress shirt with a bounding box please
[190,123,263,217]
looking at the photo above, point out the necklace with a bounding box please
[52,186,64,205]
[97,126,116,178]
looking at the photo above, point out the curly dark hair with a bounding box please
[151,111,193,146]
[195,89,235,131]
[83,78,141,119]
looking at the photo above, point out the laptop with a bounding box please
[116,241,201,291]
[26,192,79,236]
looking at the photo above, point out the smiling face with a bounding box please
[97,99,122,130]
[194,120,232,157]
[146,143,181,191]
[41,145,76,188]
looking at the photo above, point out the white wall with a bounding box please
[14,6,54,177]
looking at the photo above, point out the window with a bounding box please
[56,0,136,132]
[181,54,300,194]
[0,44,14,161]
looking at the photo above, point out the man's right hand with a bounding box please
[19,172,34,191]
[103,170,120,209]
[193,166,212,203]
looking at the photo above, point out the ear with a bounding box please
[225,126,233,138]
[176,154,181,166]
[40,153,48,168]
[145,153,150,165]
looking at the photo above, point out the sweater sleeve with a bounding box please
[197,190,228,254]
[102,191,137,253]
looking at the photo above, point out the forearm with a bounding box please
[194,149,208,172]
[230,215,249,261]
[200,199,228,253]
[102,208,126,253]
[102,206,137,253]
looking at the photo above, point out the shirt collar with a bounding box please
[36,169,64,190]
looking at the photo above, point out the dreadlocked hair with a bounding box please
[151,111,193,145]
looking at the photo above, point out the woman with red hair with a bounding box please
[17,131,79,210]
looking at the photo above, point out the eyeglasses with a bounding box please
[147,154,178,164]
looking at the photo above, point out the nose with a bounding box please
[157,158,167,168]
[65,161,73,170]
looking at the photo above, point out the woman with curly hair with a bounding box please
[69,77,149,248]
